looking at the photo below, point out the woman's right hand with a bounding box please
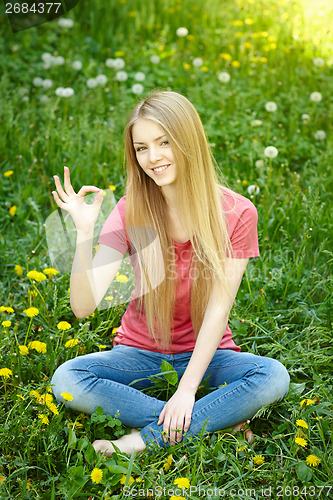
[52,166,104,233]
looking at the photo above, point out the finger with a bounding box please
[53,175,69,202]
[183,413,192,433]
[63,166,76,196]
[77,185,102,197]
[52,190,66,210]
[158,406,166,425]
[92,189,104,209]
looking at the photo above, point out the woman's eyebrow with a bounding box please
[133,135,166,144]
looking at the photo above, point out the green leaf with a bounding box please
[287,382,307,398]
[68,465,84,479]
[160,360,179,385]
[96,406,104,415]
[68,428,77,449]
[295,462,313,482]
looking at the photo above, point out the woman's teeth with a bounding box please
[153,165,169,172]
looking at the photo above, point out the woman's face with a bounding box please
[132,119,177,188]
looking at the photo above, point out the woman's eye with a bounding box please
[162,140,169,146]
[136,146,146,152]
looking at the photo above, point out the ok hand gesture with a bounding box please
[52,166,103,233]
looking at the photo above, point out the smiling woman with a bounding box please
[50,90,290,458]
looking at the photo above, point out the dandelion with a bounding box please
[0,476,6,484]
[47,402,59,415]
[96,74,108,86]
[65,338,79,348]
[29,390,41,401]
[0,306,14,313]
[23,307,39,318]
[19,345,29,355]
[58,17,74,28]
[174,477,190,489]
[113,58,126,69]
[253,455,265,465]
[28,341,47,354]
[116,70,128,82]
[9,205,17,216]
[306,454,321,467]
[255,160,265,168]
[163,454,173,471]
[265,101,277,112]
[296,419,308,429]
[60,392,74,401]
[134,71,145,81]
[40,393,53,405]
[120,475,135,485]
[314,130,326,140]
[193,57,204,67]
[2,320,11,328]
[217,72,231,83]
[15,264,23,276]
[72,60,82,70]
[4,170,14,177]
[302,113,310,122]
[295,437,307,447]
[27,270,47,282]
[41,52,53,63]
[86,78,98,89]
[231,20,243,26]
[99,344,107,349]
[116,274,128,283]
[57,321,71,331]
[219,53,232,61]
[300,398,315,406]
[42,79,53,89]
[132,83,144,95]
[54,56,65,66]
[43,267,59,276]
[264,146,278,158]
[91,468,103,484]
[236,445,248,452]
[38,414,50,425]
[247,185,260,195]
[176,27,188,37]
[251,119,263,127]
[313,57,325,67]
[112,327,119,334]
[33,77,44,87]
[0,368,12,379]
[105,58,115,68]
[150,55,160,64]
[170,497,186,500]
[310,91,322,102]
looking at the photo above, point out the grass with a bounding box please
[0,0,332,498]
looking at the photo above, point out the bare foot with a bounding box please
[230,421,254,444]
[92,428,146,457]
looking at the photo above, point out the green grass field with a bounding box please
[0,0,332,498]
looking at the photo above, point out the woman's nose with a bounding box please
[149,147,162,163]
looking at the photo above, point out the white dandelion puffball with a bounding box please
[54,56,65,66]
[176,27,189,37]
[113,58,125,69]
[62,87,74,98]
[86,78,98,89]
[251,119,263,127]
[96,74,108,86]
[58,18,74,28]
[247,185,260,195]
[150,55,160,64]
[116,70,128,82]
[313,57,325,67]
[72,60,82,70]
[310,91,322,102]
[314,130,326,140]
[265,101,277,112]
[217,72,231,83]
[264,146,278,158]
[33,77,44,87]
[105,58,115,68]
[42,79,53,89]
[301,113,310,122]
[41,52,53,63]
[55,87,65,97]
[134,72,146,81]
[193,57,204,67]
[132,83,144,95]
[40,95,50,103]
[255,160,265,168]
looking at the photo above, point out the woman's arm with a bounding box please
[158,257,249,444]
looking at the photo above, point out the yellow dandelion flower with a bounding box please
[19,345,29,355]
[65,338,79,348]
[245,18,254,24]
[236,445,248,452]
[2,320,11,328]
[201,66,209,72]
[136,477,143,483]
[112,327,119,334]
[105,296,114,301]
[115,274,128,283]
[232,60,241,68]
[170,496,186,500]
[99,344,107,349]
[260,57,268,63]
[296,419,308,429]
[28,341,47,354]
[120,475,134,485]
[244,41,252,49]
[47,402,59,415]
[43,267,59,276]
[29,390,41,401]
[0,306,14,313]
[4,170,14,177]
[38,414,50,425]
[300,398,315,406]
[15,265,23,276]
[163,454,173,471]
[108,184,116,191]
[306,454,321,467]
[174,477,190,489]
[60,392,74,401]
[231,20,243,26]
[295,437,307,447]
[0,368,13,379]
[183,63,191,70]
[219,53,232,61]
[28,290,38,297]
[40,393,53,405]
[114,50,125,57]
[57,321,71,331]
[0,476,6,484]
[91,468,103,484]
[23,307,39,317]
[253,455,265,465]
[27,270,47,282]
[9,206,17,216]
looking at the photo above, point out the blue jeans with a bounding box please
[51,345,290,449]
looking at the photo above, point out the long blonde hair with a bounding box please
[124,90,232,349]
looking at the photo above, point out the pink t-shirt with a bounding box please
[98,188,259,353]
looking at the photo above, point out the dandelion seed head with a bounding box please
[150,55,160,64]
[265,101,277,112]
[314,130,326,140]
[131,83,144,95]
[176,27,189,37]
[264,146,278,158]
[72,60,82,70]
[310,91,322,102]
[116,70,128,82]
[217,71,231,83]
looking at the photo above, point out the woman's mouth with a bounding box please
[151,164,170,175]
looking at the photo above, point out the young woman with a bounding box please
[51,90,290,456]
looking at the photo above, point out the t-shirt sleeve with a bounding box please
[225,194,260,259]
[97,196,129,255]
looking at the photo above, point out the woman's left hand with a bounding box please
[157,388,195,445]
